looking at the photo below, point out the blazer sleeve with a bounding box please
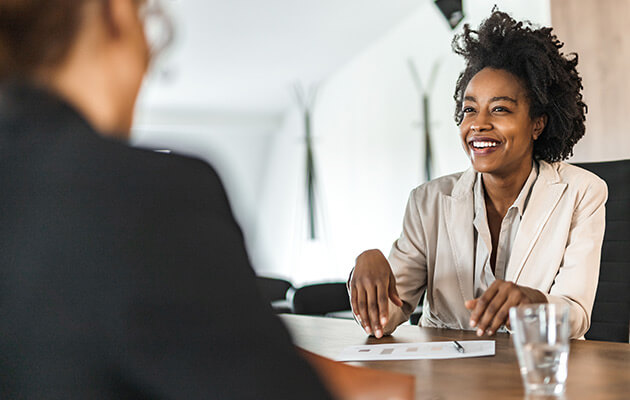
[544,176,608,338]
[119,160,332,400]
[383,188,429,334]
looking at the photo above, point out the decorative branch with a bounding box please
[408,58,441,182]
[294,84,319,240]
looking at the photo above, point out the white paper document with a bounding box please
[337,340,495,361]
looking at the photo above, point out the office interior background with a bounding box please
[132,0,629,286]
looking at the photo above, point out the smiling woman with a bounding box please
[348,10,607,340]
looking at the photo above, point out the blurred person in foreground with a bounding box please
[349,11,607,340]
[0,0,332,398]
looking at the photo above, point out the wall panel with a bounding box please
[551,0,630,162]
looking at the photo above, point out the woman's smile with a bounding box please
[468,136,503,155]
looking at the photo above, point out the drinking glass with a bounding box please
[509,303,570,396]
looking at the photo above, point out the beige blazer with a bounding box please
[384,161,607,339]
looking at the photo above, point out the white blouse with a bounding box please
[472,162,539,298]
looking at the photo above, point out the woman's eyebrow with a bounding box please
[491,96,518,103]
[464,95,518,104]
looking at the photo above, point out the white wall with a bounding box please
[464,0,550,26]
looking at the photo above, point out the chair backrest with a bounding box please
[574,159,630,342]
[292,283,351,315]
[256,276,293,302]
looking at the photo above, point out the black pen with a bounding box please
[452,340,465,353]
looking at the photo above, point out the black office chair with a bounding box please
[256,276,293,313]
[291,282,351,316]
[575,159,630,342]
[409,292,425,325]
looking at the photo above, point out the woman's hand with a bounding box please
[350,249,403,338]
[465,279,547,336]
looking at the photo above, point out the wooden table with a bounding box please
[281,314,630,400]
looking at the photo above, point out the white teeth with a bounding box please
[471,141,499,149]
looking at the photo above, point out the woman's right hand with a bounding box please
[350,249,403,338]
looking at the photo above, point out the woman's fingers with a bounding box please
[470,281,535,336]
[366,286,382,338]
[351,249,401,338]
[474,284,511,335]
[353,283,388,338]
[486,291,522,335]
[469,282,499,329]
[353,287,372,335]
[350,285,363,325]
[352,276,397,338]
[377,283,390,328]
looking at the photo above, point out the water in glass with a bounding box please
[518,342,569,395]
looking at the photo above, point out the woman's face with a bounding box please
[459,67,545,178]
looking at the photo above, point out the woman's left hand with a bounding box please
[465,280,547,336]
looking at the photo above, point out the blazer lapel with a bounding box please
[507,161,567,282]
[442,169,476,303]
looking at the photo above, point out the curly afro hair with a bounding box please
[452,10,586,162]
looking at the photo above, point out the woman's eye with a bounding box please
[493,106,509,113]
[462,107,475,113]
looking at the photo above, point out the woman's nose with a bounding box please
[470,111,492,132]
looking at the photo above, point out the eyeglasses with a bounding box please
[138,0,174,62]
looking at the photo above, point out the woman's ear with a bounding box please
[532,114,548,140]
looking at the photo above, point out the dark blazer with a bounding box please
[0,83,331,399]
